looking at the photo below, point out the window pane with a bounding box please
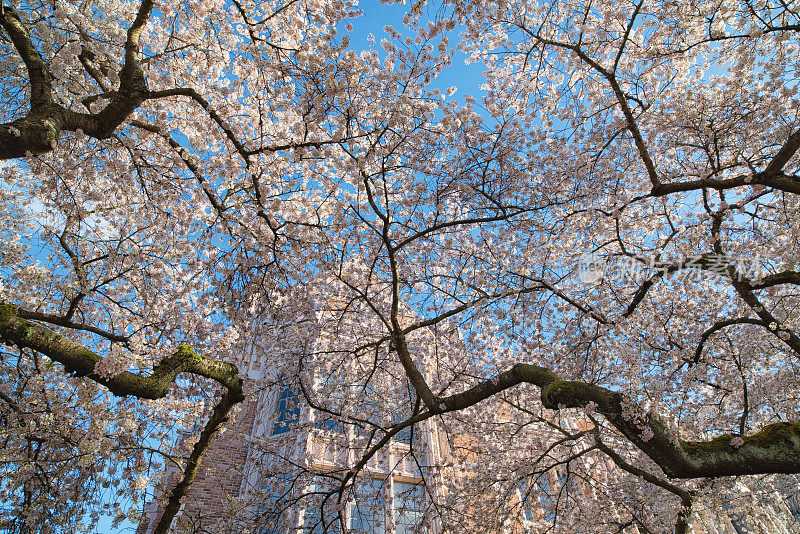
[261,473,294,534]
[536,476,556,523]
[722,499,751,534]
[350,478,385,534]
[394,482,424,534]
[272,385,300,435]
[517,479,544,521]
[392,412,413,445]
[303,506,341,534]
[785,492,800,522]
[303,478,341,533]
[314,414,343,433]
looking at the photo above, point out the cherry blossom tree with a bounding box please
[1,0,799,532]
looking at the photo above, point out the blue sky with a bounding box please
[347,0,486,97]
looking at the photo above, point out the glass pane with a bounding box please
[314,414,343,433]
[536,476,556,523]
[786,493,800,521]
[261,473,294,534]
[350,478,385,534]
[392,412,413,445]
[303,478,341,533]
[722,499,751,534]
[303,505,341,534]
[273,385,300,435]
[394,482,424,534]
[516,479,537,522]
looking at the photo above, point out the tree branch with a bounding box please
[152,389,241,534]
[0,304,241,398]
[651,171,800,196]
[15,306,129,344]
[0,303,244,533]
[751,269,800,289]
[438,363,800,479]
[0,0,152,159]
[0,4,50,111]
[528,32,662,188]
[594,436,694,534]
[764,129,800,176]
[692,317,764,365]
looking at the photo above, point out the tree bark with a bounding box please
[0,2,151,159]
[439,362,800,479]
[0,303,244,532]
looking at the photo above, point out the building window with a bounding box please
[302,477,341,534]
[261,473,294,534]
[785,492,800,523]
[350,478,386,534]
[303,506,341,534]
[538,475,557,523]
[394,482,424,534]
[517,475,556,524]
[314,412,343,433]
[272,383,301,435]
[297,477,425,534]
[392,411,413,445]
[723,499,751,534]
[730,514,751,534]
[516,479,535,522]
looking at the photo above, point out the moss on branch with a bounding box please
[0,303,244,533]
[438,360,800,479]
[0,303,242,401]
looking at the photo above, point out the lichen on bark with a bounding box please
[0,301,243,533]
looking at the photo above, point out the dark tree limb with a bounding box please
[15,306,129,344]
[751,269,800,289]
[0,304,241,397]
[0,4,51,110]
[0,1,152,159]
[152,389,241,534]
[437,363,800,479]
[764,129,800,176]
[692,317,764,365]
[594,436,694,534]
[730,277,800,355]
[0,303,244,533]
[650,171,800,196]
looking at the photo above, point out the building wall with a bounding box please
[137,390,800,534]
[136,399,259,534]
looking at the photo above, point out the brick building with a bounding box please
[137,290,461,534]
